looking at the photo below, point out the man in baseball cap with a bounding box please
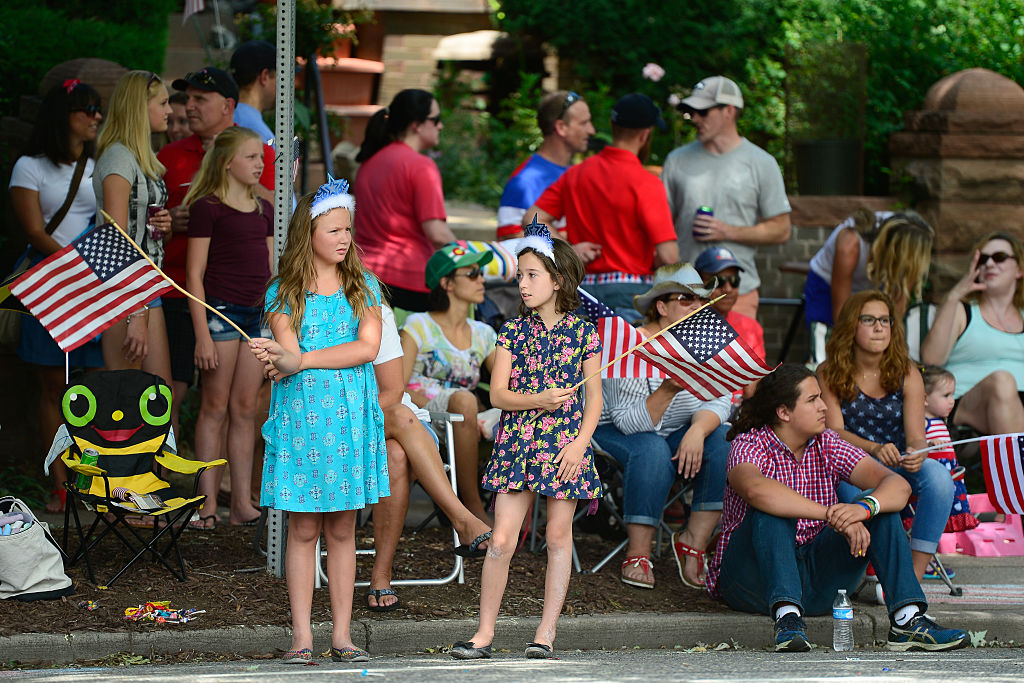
[663,76,791,320]
[695,245,766,394]
[522,92,678,322]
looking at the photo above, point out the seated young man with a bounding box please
[706,363,966,652]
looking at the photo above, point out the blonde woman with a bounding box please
[94,71,173,384]
[804,211,934,367]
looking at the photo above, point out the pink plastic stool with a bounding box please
[937,493,1024,557]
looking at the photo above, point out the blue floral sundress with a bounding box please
[260,276,388,512]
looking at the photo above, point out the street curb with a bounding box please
[3,607,1018,664]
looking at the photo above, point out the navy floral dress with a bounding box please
[482,311,602,501]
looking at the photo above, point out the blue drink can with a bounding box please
[694,205,714,239]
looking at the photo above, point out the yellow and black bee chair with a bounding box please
[59,370,226,586]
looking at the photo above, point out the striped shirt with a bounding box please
[706,425,866,597]
[925,417,955,460]
[599,377,732,437]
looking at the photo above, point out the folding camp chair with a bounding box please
[308,411,466,587]
[57,370,226,587]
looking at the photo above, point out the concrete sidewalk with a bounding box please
[3,553,1022,664]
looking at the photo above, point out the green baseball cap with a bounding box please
[424,244,494,290]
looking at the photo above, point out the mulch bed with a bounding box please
[0,517,725,639]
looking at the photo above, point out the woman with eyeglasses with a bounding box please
[94,71,174,386]
[818,290,953,582]
[593,264,731,591]
[803,210,934,368]
[353,89,456,312]
[400,246,497,523]
[9,79,105,512]
[920,232,1024,437]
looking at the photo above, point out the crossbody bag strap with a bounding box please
[43,152,89,236]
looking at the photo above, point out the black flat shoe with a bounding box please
[365,588,400,612]
[450,641,492,659]
[455,530,492,558]
[525,642,555,658]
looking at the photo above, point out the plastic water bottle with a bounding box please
[833,588,854,651]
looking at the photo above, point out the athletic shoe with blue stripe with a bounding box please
[887,613,967,651]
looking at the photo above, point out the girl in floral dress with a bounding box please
[451,220,602,660]
[250,177,385,664]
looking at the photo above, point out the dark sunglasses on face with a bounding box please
[685,104,726,119]
[559,91,581,118]
[426,114,442,125]
[662,292,706,305]
[977,251,1017,266]
[454,267,483,280]
[72,103,102,116]
[714,274,741,289]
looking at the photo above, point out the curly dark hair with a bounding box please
[727,363,815,440]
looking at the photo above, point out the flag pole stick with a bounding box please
[100,211,253,342]
[567,293,726,391]
[905,434,998,457]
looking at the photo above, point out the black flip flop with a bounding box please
[450,641,492,659]
[366,587,400,612]
[525,642,555,659]
[455,530,492,558]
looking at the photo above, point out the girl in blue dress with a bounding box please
[452,220,602,661]
[250,177,385,664]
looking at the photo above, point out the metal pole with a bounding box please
[266,0,296,578]
[273,0,296,272]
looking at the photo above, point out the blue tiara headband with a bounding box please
[518,214,556,262]
[311,174,355,219]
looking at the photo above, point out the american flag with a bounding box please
[579,288,666,381]
[578,288,772,401]
[10,224,173,352]
[981,433,1024,514]
[183,0,206,25]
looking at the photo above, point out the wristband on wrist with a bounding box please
[863,495,880,517]
[855,501,873,519]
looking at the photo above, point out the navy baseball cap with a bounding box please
[611,93,666,130]
[695,246,744,274]
[172,67,239,102]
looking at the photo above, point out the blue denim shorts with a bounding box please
[206,296,270,342]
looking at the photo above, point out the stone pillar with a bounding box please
[889,68,1024,274]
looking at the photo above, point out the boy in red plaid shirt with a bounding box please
[707,364,966,652]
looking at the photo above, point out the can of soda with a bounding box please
[694,205,714,239]
[146,204,164,241]
[76,448,99,491]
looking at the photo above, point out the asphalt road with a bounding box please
[7,648,1024,682]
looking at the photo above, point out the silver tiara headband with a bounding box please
[518,214,556,263]
[311,174,355,219]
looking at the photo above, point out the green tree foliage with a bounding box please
[496,0,1024,194]
[0,0,174,117]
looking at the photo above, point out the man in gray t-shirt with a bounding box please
[662,76,791,318]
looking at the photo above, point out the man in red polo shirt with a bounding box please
[524,93,678,322]
[157,66,275,435]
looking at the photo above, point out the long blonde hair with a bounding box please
[96,70,166,179]
[267,193,380,339]
[183,127,262,210]
[866,213,934,313]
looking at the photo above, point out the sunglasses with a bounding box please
[662,292,706,305]
[977,251,1017,266]
[426,114,442,125]
[72,103,102,116]
[559,91,581,118]
[685,104,726,118]
[454,267,483,280]
[714,274,741,289]
[858,315,894,328]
